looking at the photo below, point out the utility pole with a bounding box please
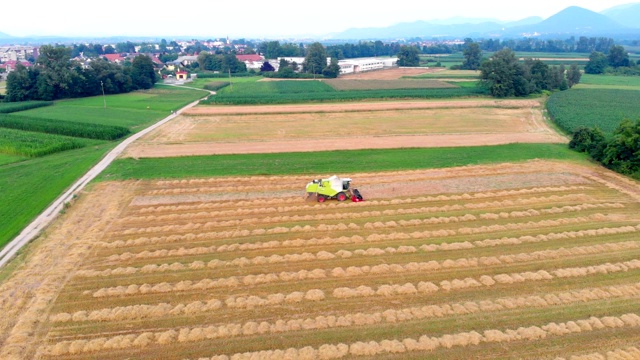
[100,81,106,109]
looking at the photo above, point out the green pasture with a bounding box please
[100,143,586,181]
[0,85,207,250]
[547,88,640,136]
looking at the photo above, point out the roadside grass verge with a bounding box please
[99,143,587,180]
[0,143,114,248]
[547,88,640,136]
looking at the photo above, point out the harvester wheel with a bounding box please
[336,192,347,201]
[317,195,327,203]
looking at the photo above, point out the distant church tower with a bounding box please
[226,36,230,45]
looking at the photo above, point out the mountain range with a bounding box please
[330,3,640,40]
[1,3,640,42]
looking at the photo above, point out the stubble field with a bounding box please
[123,99,566,158]
[2,160,640,359]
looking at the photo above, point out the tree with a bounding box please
[566,64,582,88]
[607,45,630,68]
[602,119,640,176]
[461,42,482,70]
[396,46,420,67]
[480,49,528,98]
[322,58,341,78]
[585,51,607,74]
[526,59,551,92]
[131,55,157,90]
[265,41,281,59]
[303,42,327,74]
[569,127,606,161]
[5,64,39,102]
[260,61,275,72]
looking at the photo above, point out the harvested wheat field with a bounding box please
[124,99,565,158]
[1,160,640,359]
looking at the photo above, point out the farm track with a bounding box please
[0,161,639,359]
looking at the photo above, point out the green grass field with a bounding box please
[406,70,481,79]
[19,86,205,131]
[204,79,487,105]
[0,85,207,250]
[0,143,113,248]
[575,74,640,90]
[99,143,587,181]
[547,88,640,136]
[0,154,27,166]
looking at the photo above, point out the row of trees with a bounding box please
[5,45,157,102]
[585,45,640,75]
[479,49,581,97]
[196,52,247,73]
[570,120,640,178]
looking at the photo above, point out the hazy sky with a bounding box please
[2,0,636,38]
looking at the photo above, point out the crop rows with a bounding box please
[87,257,640,299]
[79,241,638,278]
[45,313,640,356]
[0,114,130,140]
[119,200,617,227]
[38,166,640,359]
[0,127,92,157]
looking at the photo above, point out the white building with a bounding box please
[337,57,398,74]
[0,46,38,62]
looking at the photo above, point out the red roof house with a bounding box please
[236,54,264,62]
[0,60,32,72]
[103,54,126,63]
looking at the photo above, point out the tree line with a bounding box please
[5,45,157,102]
[479,48,582,97]
[570,120,640,179]
[585,45,640,75]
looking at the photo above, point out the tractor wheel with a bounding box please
[337,192,347,202]
[317,195,327,203]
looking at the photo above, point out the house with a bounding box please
[176,71,188,80]
[103,54,127,64]
[0,60,32,73]
[236,54,264,70]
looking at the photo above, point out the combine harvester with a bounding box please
[305,175,364,203]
